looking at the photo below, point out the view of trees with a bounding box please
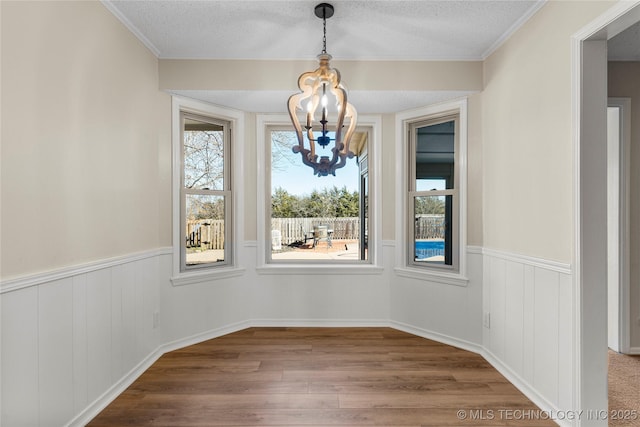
[272,186,359,218]
[186,195,225,221]
[415,196,446,215]
[271,130,299,173]
[183,121,226,221]
[270,130,362,219]
[184,127,224,190]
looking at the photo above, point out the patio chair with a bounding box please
[312,225,333,249]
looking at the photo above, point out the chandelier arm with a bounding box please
[298,147,318,169]
[287,94,306,149]
[306,127,316,160]
[331,151,349,172]
[340,103,358,156]
[328,81,347,147]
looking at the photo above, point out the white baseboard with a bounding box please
[250,318,390,328]
[627,347,640,355]
[390,320,482,354]
[66,347,164,427]
[162,320,253,354]
[482,349,567,427]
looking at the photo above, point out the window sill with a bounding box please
[256,264,384,275]
[171,266,246,286]
[394,267,469,287]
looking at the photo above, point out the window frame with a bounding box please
[171,97,245,286]
[180,111,231,271]
[255,114,383,275]
[408,115,460,271]
[395,99,468,286]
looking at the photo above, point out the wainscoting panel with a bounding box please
[0,249,170,427]
[390,249,484,350]
[488,256,507,360]
[558,272,574,411]
[1,286,39,427]
[482,248,574,421]
[504,260,524,375]
[248,241,393,325]
[522,264,536,384]
[38,278,74,426]
[533,266,560,405]
[117,262,138,375]
[86,268,113,404]
[72,274,89,415]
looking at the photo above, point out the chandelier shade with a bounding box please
[287,3,358,177]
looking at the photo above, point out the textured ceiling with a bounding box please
[105,0,544,60]
[104,0,639,113]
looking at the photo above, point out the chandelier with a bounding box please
[287,3,358,177]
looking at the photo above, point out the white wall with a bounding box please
[0,1,171,280]
[481,1,611,264]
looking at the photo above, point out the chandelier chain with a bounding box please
[322,13,327,54]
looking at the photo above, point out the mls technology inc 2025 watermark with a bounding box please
[456,409,638,422]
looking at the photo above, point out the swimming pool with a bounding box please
[415,240,444,259]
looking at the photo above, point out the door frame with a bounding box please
[607,98,632,354]
[572,2,640,423]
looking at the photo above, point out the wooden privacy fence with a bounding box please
[271,217,361,245]
[414,214,445,239]
[272,215,444,245]
[186,220,225,250]
[187,215,444,249]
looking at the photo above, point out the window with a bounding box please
[171,96,244,285]
[408,112,462,273]
[180,112,231,271]
[267,127,369,264]
[256,114,384,276]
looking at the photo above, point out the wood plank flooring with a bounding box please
[88,327,555,426]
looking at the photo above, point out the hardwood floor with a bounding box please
[88,327,555,426]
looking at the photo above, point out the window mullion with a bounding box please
[412,189,455,198]
[184,188,227,197]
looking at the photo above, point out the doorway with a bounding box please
[576,2,640,423]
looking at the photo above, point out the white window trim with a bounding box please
[170,96,245,286]
[255,113,384,275]
[394,98,469,286]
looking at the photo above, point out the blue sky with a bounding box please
[271,133,360,196]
